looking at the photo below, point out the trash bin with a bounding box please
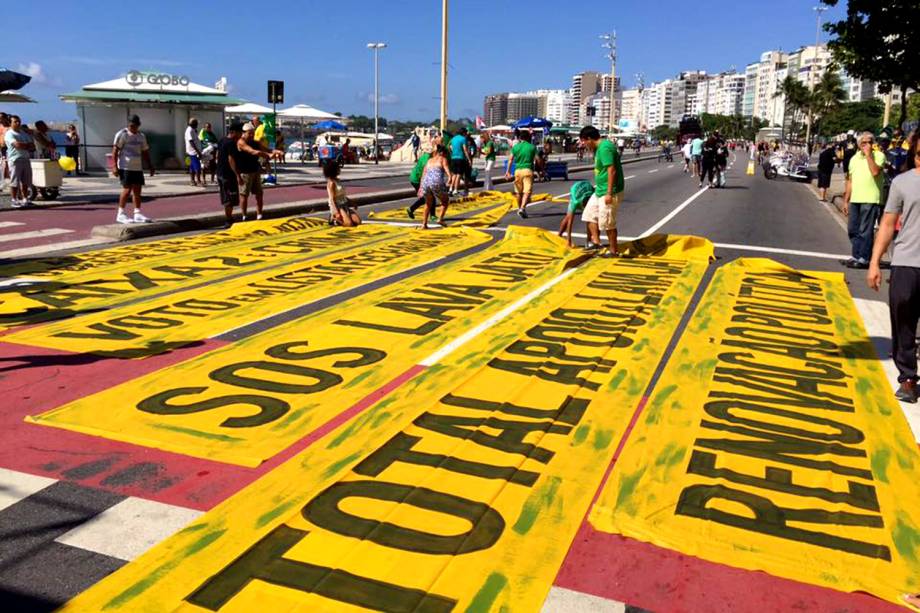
[31,159,63,200]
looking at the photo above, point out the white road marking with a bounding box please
[712,243,848,260]
[55,496,202,561]
[648,169,659,174]
[0,228,73,245]
[640,186,709,237]
[0,221,26,229]
[420,267,579,366]
[0,237,109,258]
[624,175,636,180]
[0,468,56,513]
[853,298,920,443]
[542,586,626,612]
[668,164,675,169]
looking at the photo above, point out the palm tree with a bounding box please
[811,69,847,138]
[776,75,810,141]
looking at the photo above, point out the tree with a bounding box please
[811,69,847,137]
[776,75,810,140]
[821,0,920,127]
[817,99,884,137]
[651,124,677,142]
[742,117,770,142]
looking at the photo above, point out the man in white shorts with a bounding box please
[579,125,624,256]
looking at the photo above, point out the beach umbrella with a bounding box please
[512,116,553,130]
[0,69,31,92]
[277,105,343,163]
[313,120,347,131]
[225,102,274,115]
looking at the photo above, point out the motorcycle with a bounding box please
[762,152,812,182]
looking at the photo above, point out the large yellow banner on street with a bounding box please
[0,219,400,330]
[590,258,920,607]
[28,228,584,466]
[6,228,489,356]
[58,234,713,613]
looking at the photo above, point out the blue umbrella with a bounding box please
[512,116,553,130]
[313,120,347,131]
[0,69,31,92]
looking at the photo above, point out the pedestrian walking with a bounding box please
[700,135,717,188]
[236,122,282,221]
[480,132,497,191]
[448,127,471,196]
[185,118,204,186]
[505,129,537,218]
[0,113,9,190]
[406,136,442,219]
[65,124,81,175]
[714,134,728,188]
[324,161,360,227]
[867,134,920,403]
[418,145,452,230]
[817,142,836,202]
[216,122,243,227]
[275,129,286,165]
[558,180,593,247]
[690,134,704,178]
[681,140,692,173]
[842,131,886,269]
[579,126,624,257]
[199,122,218,184]
[410,132,421,161]
[113,115,155,224]
[4,115,35,208]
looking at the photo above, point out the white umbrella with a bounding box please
[225,102,274,114]
[277,105,343,164]
[0,90,36,103]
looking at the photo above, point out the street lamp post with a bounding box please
[601,31,617,136]
[367,42,387,165]
[805,5,827,153]
[440,0,448,133]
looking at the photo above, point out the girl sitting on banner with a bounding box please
[323,161,360,227]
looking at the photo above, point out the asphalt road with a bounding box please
[0,151,906,613]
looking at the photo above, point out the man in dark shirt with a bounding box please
[817,143,837,202]
[217,122,243,227]
[237,122,282,221]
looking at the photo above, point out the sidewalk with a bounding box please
[0,153,584,210]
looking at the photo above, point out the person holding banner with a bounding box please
[236,122,282,221]
[868,133,920,403]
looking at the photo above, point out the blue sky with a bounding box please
[8,0,845,123]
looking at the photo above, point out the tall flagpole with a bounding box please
[440,0,448,132]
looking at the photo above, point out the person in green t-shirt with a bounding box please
[406,134,441,219]
[504,129,537,218]
[579,125,624,256]
[480,132,498,191]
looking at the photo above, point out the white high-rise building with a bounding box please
[569,71,603,125]
[525,89,571,123]
[742,50,788,125]
[643,80,673,129]
[619,88,641,128]
[698,72,746,116]
[787,45,832,87]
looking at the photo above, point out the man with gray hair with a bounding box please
[842,131,886,268]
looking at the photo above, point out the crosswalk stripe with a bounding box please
[0,221,26,229]
[0,237,109,258]
[0,228,73,244]
[0,467,57,512]
[55,496,202,562]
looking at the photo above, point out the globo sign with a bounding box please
[125,70,190,87]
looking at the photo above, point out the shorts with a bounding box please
[9,158,32,188]
[449,158,469,178]
[513,168,534,195]
[692,154,701,165]
[581,192,621,232]
[817,171,831,189]
[218,176,239,206]
[239,172,263,197]
[118,169,145,187]
[188,155,201,173]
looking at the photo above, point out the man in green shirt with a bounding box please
[579,125,624,256]
[843,131,886,268]
[480,132,498,191]
[504,129,537,218]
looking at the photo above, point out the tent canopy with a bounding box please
[484,124,512,132]
[225,102,274,114]
[277,104,339,120]
[512,116,553,129]
[0,69,31,92]
[0,91,35,103]
[313,120,347,131]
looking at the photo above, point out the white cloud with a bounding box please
[16,62,62,87]
[357,92,401,105]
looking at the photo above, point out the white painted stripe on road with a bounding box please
[0,237,109,258]
[0,221,26,229]
[640,186,709,237]
[853,298,920,444]
[419,267,579,367]
[648,169,659,174]
[55,496,202,561]
[624,175,636,180]
[542,586,626,612]
[711,242,848,260]
[0,468,56,513]
[0,228,72,244]
[668,164,675,169]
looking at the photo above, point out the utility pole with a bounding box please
[440,0,448,132]
[805,5,827,153]
[367,43,387,164]
[601,31,617,135]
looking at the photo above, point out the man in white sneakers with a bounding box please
[112,115,155,223]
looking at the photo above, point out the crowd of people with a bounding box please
[0,112,81,208]
[680,132,731,188]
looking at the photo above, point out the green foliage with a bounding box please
[743,117,770,141]
[817,99,884,137]
[821,0,920,125]
[697,114,758,139]
[650,124,677,142]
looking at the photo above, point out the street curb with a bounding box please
[89,154,662,242]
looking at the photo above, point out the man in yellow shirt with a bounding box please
[843,131,886,269]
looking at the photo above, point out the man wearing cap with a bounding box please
[112,115,154,224]
[217,122,243,227]
[842,131,886,269]
[236,122,282,220]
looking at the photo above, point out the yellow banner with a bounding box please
[28,227,586,467]
[368,191,514,222]
[58,234,713,613]
[0,222,401,331]
[590,258,920,607]
[7,228,490,357]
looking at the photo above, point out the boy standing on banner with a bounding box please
[579,126,624,257]
[112,115,155,223]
